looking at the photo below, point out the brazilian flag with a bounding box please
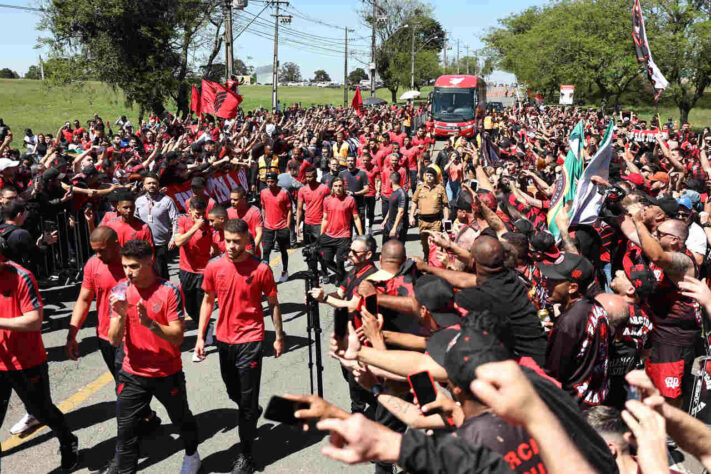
[547,120,585,238]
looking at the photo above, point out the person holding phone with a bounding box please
[194,219,284,473]
[410,167,448,258]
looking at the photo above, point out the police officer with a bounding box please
[409,167,449,257]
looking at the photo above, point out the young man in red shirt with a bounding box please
[194,219,284,473]
[108,239,200,474]
[175,197,213,323]
[0,256,78,470]
[362,153,381,235]
[321,178,363,283]
[208,205,228,256]
[380,153,409,219]
[228,187,263,258]
[296,167,331,247]
[105,191,154,247]
[260,172,292,282]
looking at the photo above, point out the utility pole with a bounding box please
[370,0,377,97]
[443,31,447,70]
[410,24,416,90]
[270,1,291,111]
[344,27,349,107]
[457,39,460,74]
[465,44,469,75]
[224,0,234,80]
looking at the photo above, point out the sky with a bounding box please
[0,0,542,83]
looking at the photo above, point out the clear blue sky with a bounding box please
[0,0,541,82]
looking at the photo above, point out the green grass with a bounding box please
[0,79,431,137]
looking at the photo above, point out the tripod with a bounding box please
[291,266,324,397]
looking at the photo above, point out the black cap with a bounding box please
[512,218,534,236]
[530,231,561,260]
[425,326,460,368]
[81,165,98,177]
[265,171,278,181]
[443,322,512,389]
[414,275,460,328]
[655,195,679,218]
[42,167,65,181]
[191,176,206,188]
[624,263,657,297]
[539,253,594,289]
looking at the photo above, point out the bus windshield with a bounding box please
[432,87,477,122]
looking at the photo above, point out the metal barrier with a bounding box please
[38,209,92,285]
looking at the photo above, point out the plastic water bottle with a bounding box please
[111,281,129,301]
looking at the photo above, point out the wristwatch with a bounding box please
[149,320,159,331]
[371,384,384,398]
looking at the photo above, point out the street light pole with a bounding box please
[224,0,234,80]
[370,0,377,97]
[270,1,291,111]
[410,24,415,90]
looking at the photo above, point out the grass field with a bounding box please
[0,79,430,136]
[2,78,711,139]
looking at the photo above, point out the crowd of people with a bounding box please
[0,98,711,474]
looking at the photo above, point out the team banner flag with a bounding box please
[200,79,243,119]
[569,121,614,227]
[559,85,574,105]
[351,86,363,116]
[632,0,668,102]
[547,120,585,238]
[190,85,201,114]
[480,132,500,166]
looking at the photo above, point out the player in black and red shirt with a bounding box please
[108,239,200,474]
[0,257,78,470]
[194,219,284,473]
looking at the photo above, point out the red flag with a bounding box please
[190,85,201,114]
[351,86,363,116]
[200,79,242,119]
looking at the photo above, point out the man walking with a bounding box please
[410,167,448,257]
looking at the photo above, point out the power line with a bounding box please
[0,3,43,12]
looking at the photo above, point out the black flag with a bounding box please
[632,0,668,103]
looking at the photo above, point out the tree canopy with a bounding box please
[313,69,332,82]
[347,68,368,85]
[279,62,302,82]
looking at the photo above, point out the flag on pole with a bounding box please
[200,79,242,119]
[547,120,585,238]
[351,86,363,116]
[569,121,614,227]
[632,0,668,103]
[190,85,201,115]
[480,132,500,167]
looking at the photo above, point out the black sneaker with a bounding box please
[59,435,79,471]
[98,456,119,474]
[231,452,256,474]
[136,411,161,437]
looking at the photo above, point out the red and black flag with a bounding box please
[200,79,243,119]
[632,0,668,103]
[190,85,201,115]
[351,86,363,116]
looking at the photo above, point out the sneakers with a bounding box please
[319,275,330,286]
[98,457,118,474]
[231,452,256,474]
[59,434,79,471]
[180,451,201,474]
[279,271,289,283]
[10,413,41,435]
[192,351,204,363]
[135,411,161,437]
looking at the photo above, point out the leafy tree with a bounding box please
[0,68,19,79]
[233,58,252,76]
[42,0,220,117]
[348,68,368,84]
[279,62,301,82]
[313,69,331,82]
[25,65,42,80]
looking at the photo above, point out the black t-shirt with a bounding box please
[321,171,339,189]
[386,188,409,228]
[456,269,548,366]
[339,168,368,197]
[337,262,378,325]
[545,297,611,406]
[456,412,545,474]
[0,224,40,274]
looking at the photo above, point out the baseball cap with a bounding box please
[0,158,19,172]
[624,263,657,297]
[622,173,645,187]
[512,218,534,237]
[414,275,460,328]
[530,231,561,261]
[443,321,512,389]
[677,196,692,210]
[680,189,701,207]
[265,171,278,181]
[191,176,206,188]
[539,252,594,290]
[478,191,497,211]
[42,167,66,181]
[81,165,98,177]
[650,171,670,184]
[655,195,679,218]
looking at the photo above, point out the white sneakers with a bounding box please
[279,271,289,283]
[191,352,204,363]
[180,451,201,474]
[10,413,40,435]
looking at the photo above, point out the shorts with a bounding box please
[263,228,291,251]
[646,342,696,399]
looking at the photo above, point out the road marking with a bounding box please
[0,246,299,452]
[1,371,114,452]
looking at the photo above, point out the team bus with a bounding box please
[429,75,487,138]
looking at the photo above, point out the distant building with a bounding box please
[235,75,251,85]
[255,65,272,85]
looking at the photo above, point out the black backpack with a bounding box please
[0,224,19,259]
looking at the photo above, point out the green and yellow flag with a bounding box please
[547,120,585,238]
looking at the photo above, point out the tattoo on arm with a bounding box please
[668,252,692,278]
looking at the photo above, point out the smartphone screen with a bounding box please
[408,371,437,406]
[364,294,378,315]
[442,220,452,233]
[264,396,308,425]
[470,180,478,191]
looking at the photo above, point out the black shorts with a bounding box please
[646,341,696,399]
[263,228,291,250]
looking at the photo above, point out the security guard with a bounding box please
[257,144,279,191]
[409,166,449,257]
[332,132,350,167]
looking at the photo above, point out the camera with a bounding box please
[599,183,627,218]
[302,244,320,274]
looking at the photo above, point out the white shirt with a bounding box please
[686,222,707,257]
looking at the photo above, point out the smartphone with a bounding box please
[264,395,309,425]
[334,310,348,339]
[364,293,378,315]
[408,371,437,407]
[442,220,452,233]
[469,180,479,191]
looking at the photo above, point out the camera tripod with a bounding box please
[291,268,324,397]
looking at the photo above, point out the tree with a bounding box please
[279,62,301,82]
[25,65,42,79]
[233,58,252,76]
[348,68,368,84]
[42,0,220,116]
[313,69,331,82]
[0,68,19,79]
